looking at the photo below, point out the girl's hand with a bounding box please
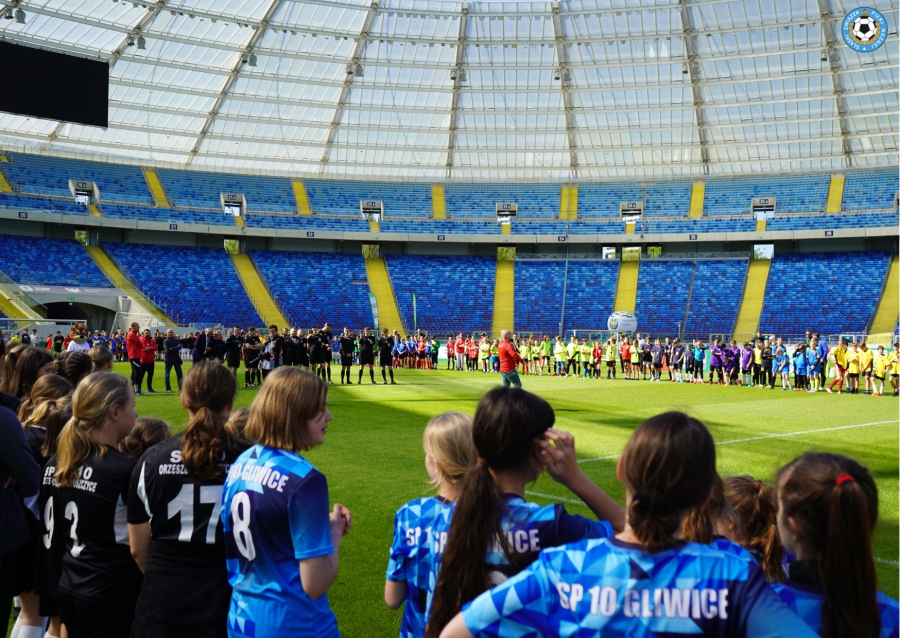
[538,429,583,488]
[330,504,352,536]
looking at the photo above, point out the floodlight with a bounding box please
[682,63,688,74]
[137,35,146,49]
[248,53,257,66]
[15,7,24,22]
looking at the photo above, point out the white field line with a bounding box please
[577,420,897,465]
[875,557,900,567]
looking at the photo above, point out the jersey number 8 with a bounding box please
[231,492,256,561]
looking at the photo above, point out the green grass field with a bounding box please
[10,361,899,637]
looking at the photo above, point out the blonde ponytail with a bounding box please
[56,372,131,487]
[423,411,475,486]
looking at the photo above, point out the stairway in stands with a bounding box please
[143,169,171,207]
[491,259,515,334]
[229,254,289,328]
[613,260,639,312]
[364,258,406,333]
[825,174,845,213]
[870,254,899,338]
[733,259,771,339]
[84,245,173,323]
[292,180,312,215]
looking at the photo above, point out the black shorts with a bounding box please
[225,354,241,369]
[244,351,260,369]
[875,375,885,382]
[340,354,353,366]
[380,353,393,367]
[39,592,59,618]
[310,350,327,365]
[0,534,38,598]
[59,589,140,638]
[607,361,616,367]
[417,352,426,359]
[642,353,652,363]
[360,353,375,366]
[863,370,872,377]
[848,373,859,379]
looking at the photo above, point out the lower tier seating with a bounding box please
[0,234,110,287]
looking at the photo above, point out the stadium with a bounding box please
[0,0,897,636]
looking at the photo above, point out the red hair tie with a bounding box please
[836,474,855,485]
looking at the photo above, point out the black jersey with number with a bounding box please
[320,330,333,348]
[36,458,65,597]
[378,336,395,355]
[57,445,142,601]
[339,336,355,355]
[307,333,325,354]
[297,336,309,364]
[224,335,244,357]
[359,334,377,354]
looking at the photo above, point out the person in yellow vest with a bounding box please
[565,337,579,377]
[578,339,592,379]
[827,340,848,394]
[752,340,763,386]
[845,342,861,394]
[891,341,900,397]
[553,336,567,377]
[857,341,874,395]
[873,345,888,396]
[604,339,617,379]
[629,339,640,380]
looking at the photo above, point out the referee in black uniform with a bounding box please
[358,327,378,385]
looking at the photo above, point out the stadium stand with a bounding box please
[645,182,692,217]
[767,211,899,231]
[102,242,262,326]
[385,254,496,334]
[0,192,90,215]
[2,153,152,205]
[758,251,892,336]
[250,250,373,329]
[513,260,566,334]
[704,175,830,215]
[304,180,432,217]
[244,214,370,232]
[102,204,232,226]
[444,184,560,219]
[155,169,296,213]
[578,183,643,218]
[835,170,898,211]
[634,260,694,336]
[562,261,620,331]
[0,234,110,287]
[683,259,749,337]
[642,218,756,233]
[380,220,501,234]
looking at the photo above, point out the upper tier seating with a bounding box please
[385,254,495,334]
[562,261,619,331]
[578,183,643,218]
[758,251,892,335]
[102,242,262,326]
[767,211,899,231]
[155,169,296,213]
[381,220,501,234]
[634,260,694,336]
[244,214,370,232]
[514,260,566,334]
[642,218,756,233]
[0,192,90,215]
[3,153,151,205]
[0,234,110,287]
[704,175,830,215]
[444,184,560,219]
[305,180,432,217]
[841,170,898,211]
[250,250,373,329]
[683,259,749,337]
[645,182,692,217]
[102,204,231,226]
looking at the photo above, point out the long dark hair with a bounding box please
[620,412,716,549]
[51,351,93,388]
[778,453,880,638]
[180,362,239,480]
[426,387,554,638]
[6,347,54,399]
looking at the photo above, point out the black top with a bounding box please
[307,333,325,354]
[339,336,355,355]
[0,404,40,553]
[24,425,49,467]
[243,334,261,351]
[58,445,143,600]
[163,337,183,364]
[208,338,227,361]
[378,336,395,356]
[282,336,300,359]
[359,334,377,354]
[224,335,245,357]
[320,330,333,346]
[262,335,284,367]
[53,335,65,351]
[36,457,65,596]
[128,433,250,551]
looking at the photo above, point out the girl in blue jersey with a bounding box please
[773,453,899,638]
[440,411,819,638]
[221,368,351,638]
[426,387,626,638]
[385,412,476,638]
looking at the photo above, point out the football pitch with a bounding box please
[17,362,900,638]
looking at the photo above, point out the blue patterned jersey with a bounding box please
[386,496,451,638]
[428,495,614,618]
[772,581,900,638]
[709,536,756,563]
[461,537,819,638]
[221,445,337,638]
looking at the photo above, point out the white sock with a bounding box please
[45,634,60,638]
[19,626,44,638]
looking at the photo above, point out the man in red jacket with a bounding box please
[498,330,524,388]
[126,322,143,393]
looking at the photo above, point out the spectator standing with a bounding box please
[163,329,183,392]
[497,330,524,388]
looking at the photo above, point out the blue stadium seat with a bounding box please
[758,251,891,335]
[704,175,829,215]
[444,184,560,219]
[385,255,495,334]
[842,170,898,211]
[0,192,90,215]
[642,218,756,233]
[244,214,370,232]
[4,153,151,205]
[634,260,694,336]
[155,169,296,213]
[563,261,619,331]
[645,182,692,217]
[578,183,643,218]
[102,204,231,226]
[380,220,501,234]
[684,259,749,337]
[102,242,262,326]
[0,234,110,287]
[305,180,432,217]
[250,250,373,329]
[514,261,566,334]
[767,212,899,231]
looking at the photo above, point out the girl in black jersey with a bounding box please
[127,362,250,638]
[54,372,142,638]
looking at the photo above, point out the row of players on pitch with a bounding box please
[1,341,897,638]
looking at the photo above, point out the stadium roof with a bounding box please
[0,0,897,181]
